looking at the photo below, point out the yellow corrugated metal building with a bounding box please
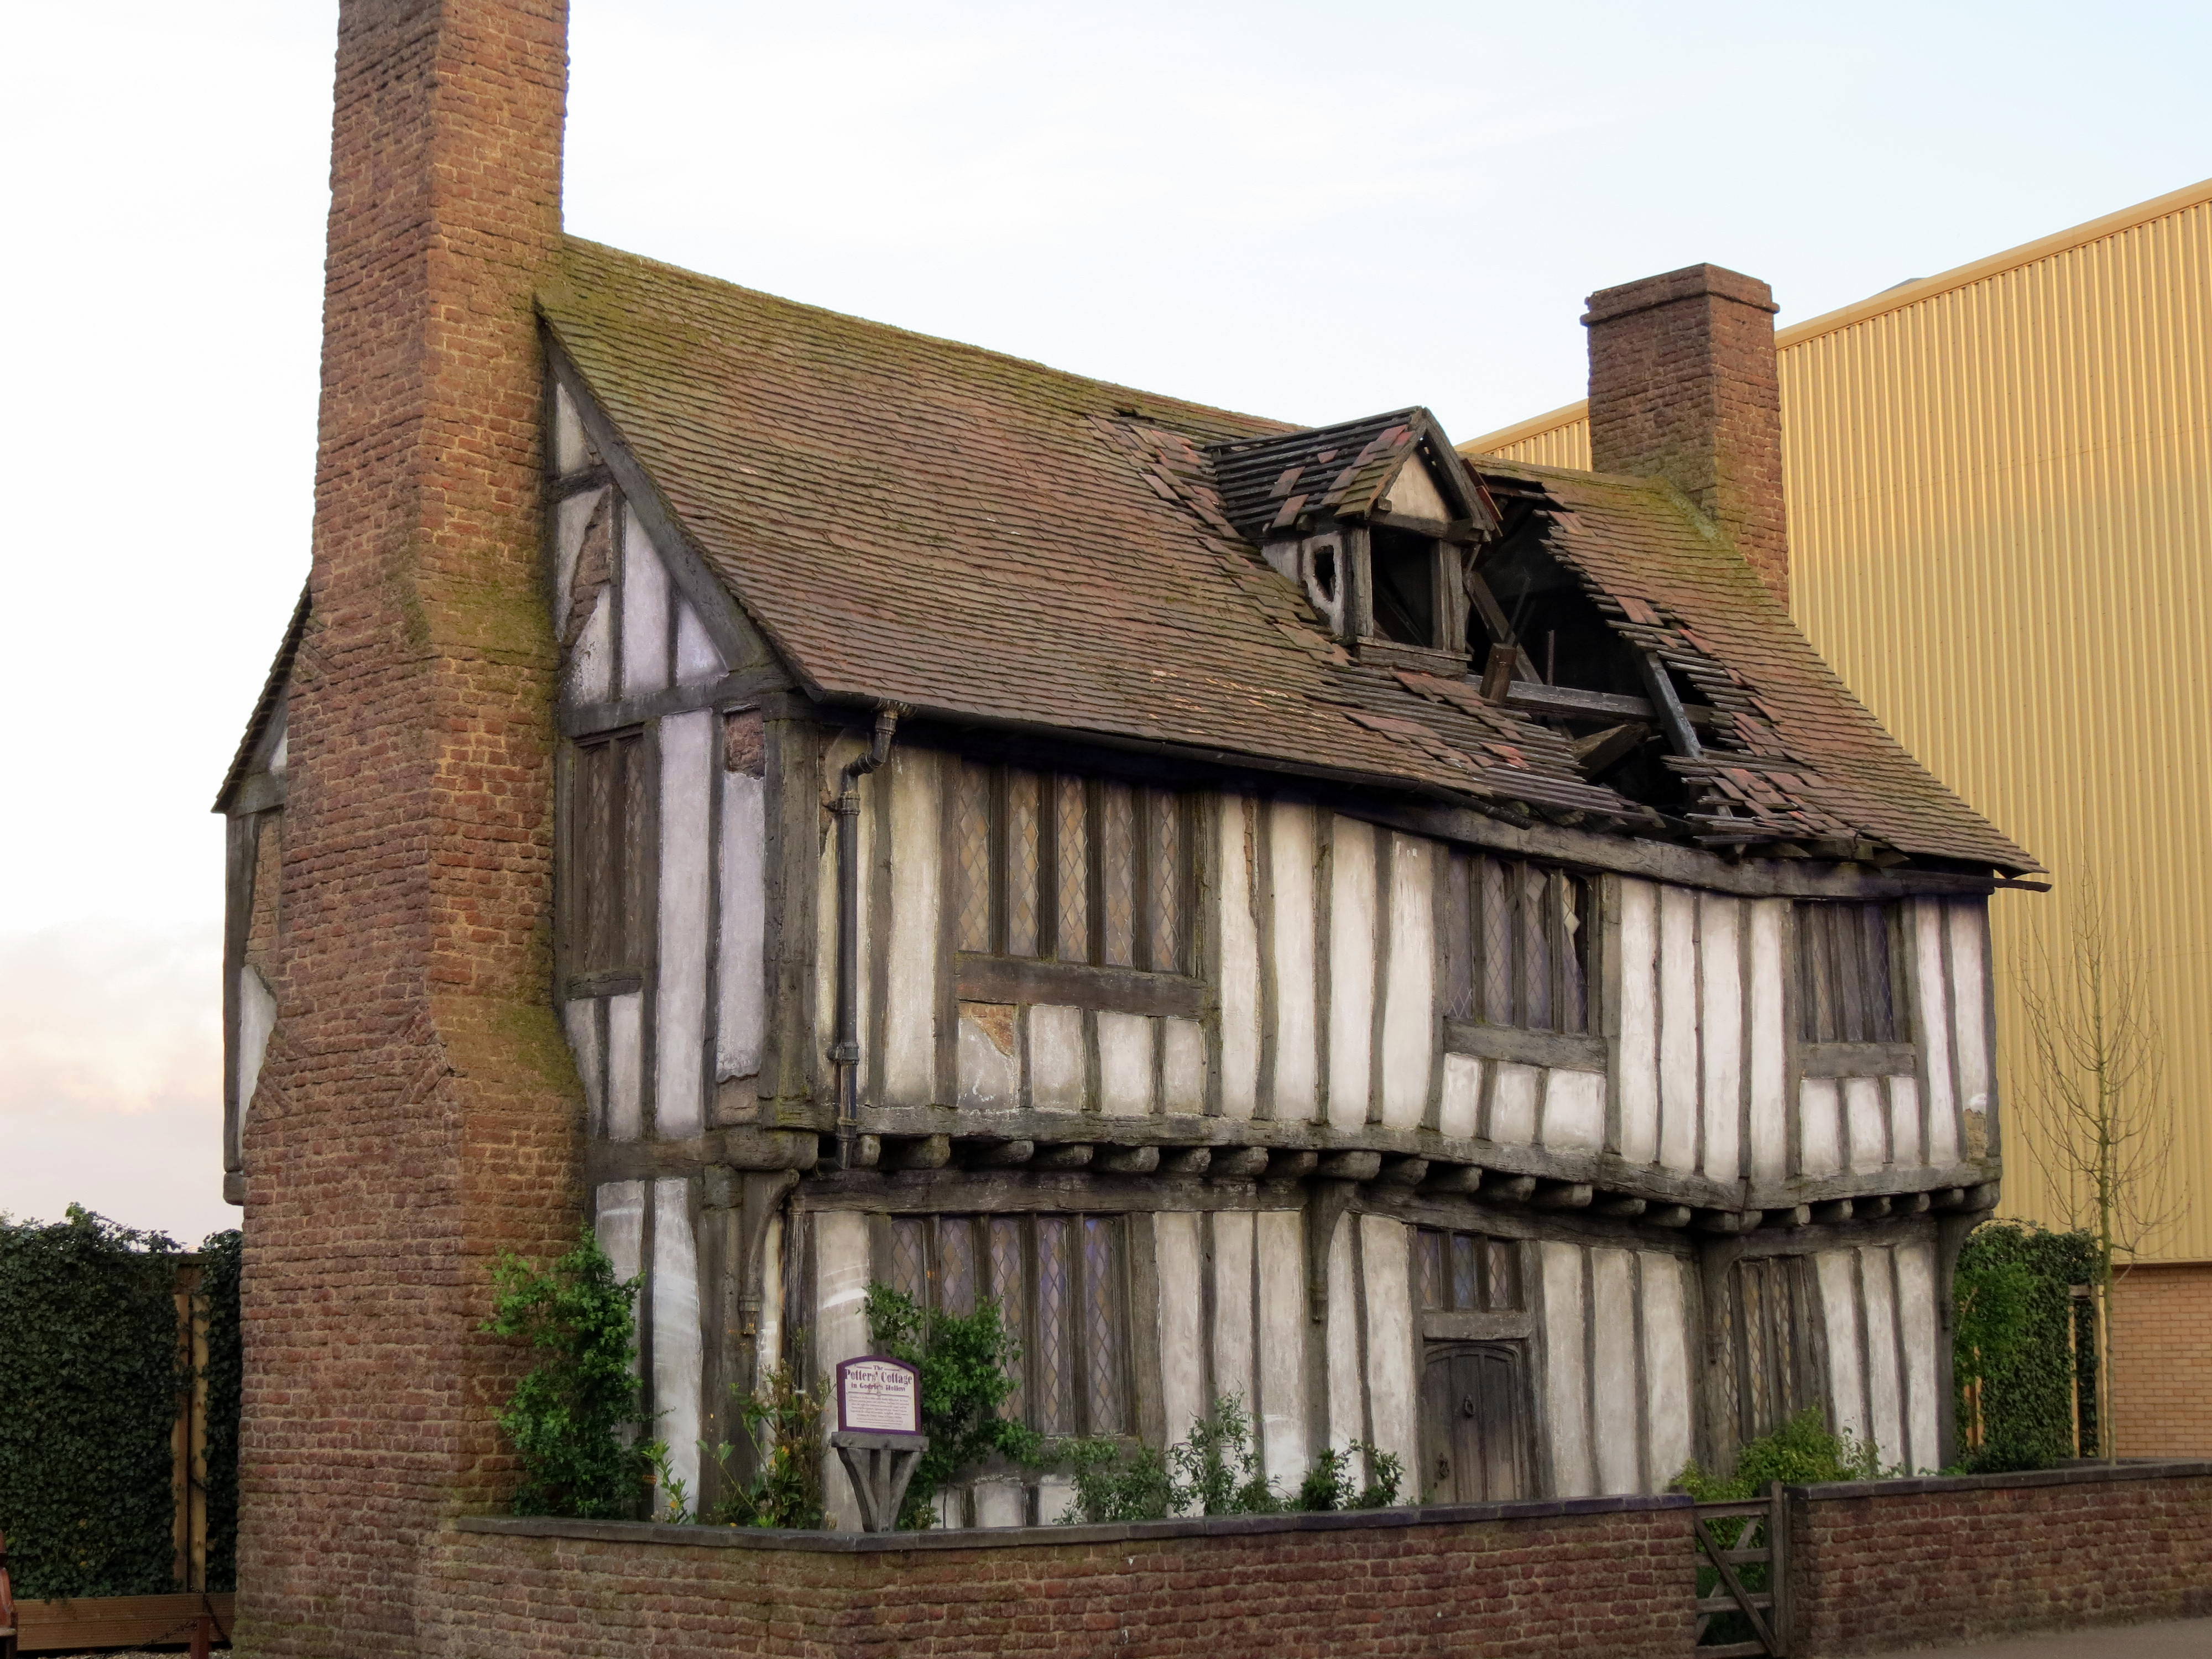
[1467,179,2212,1453]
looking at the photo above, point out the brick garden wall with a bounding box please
[1786,1463,2212,1656]
[429,1498,1695,1659]
[2111,1264,2212,1457]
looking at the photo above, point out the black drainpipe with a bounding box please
[834,705,901,1170]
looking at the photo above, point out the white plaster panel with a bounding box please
[566,589,612,706]
[1591,1250,1640,1494]
[235,966,276,1160]
[957,1013,1021,1110]
[1097,1011,1156,1116]
[1490,1062,1541,1147]
[1698,895,1744,1182]
[1359,1214,1418,1484]
[655,709,713,1138]
[1617,880,1661,1165]
[1161,1017,1206,1115]
[562,997,604,1138]
[552,382,590,474]
[606,990,644,1141]
[1799,1079,1843,1177]
[1540,1067,1606,1152]
[1268,802,1319,1121]
[674,598,722,687]
[1657,886,1700,1174]
[1326,817,1377,1129]
[755,1214,783,1380]
[1438,1054,1484,1141]
[1747,900,1790,1181]
[974,1481,1026,1529]
[1862,1247,1904,1468]
[651,1178,703,1514]
[1211,1212,1256,1411]
[554,486,604,618]
[1914,900,1959,1165]
[594,1180,646,1293]
[1844,1077,1888,1173]
[1540,1241,1594,1497]
[1217,796,1261,1120]
[1256,1211,1309,1488]
[1887,1076,1923,1169]
[716,771,767,1081]
[1027,1004,1085,1111]
[1948,902,1994,1159]
[1895,1241,1942,1473]
[1379,834,1434,1129]
[879,749,940,1107]
[1155,1214,1205,1447]
[620,507,670,698]
[1815,1250,1868,1445]
[1324,1208,1362,1452]
[1384,456,1452,523]
[815,1211,873,1531]
[1035,1475,1075,1528]
[1642,1255,1694,1488]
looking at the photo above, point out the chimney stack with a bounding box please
[1583,264,1789,604]
[241,2,576,1650]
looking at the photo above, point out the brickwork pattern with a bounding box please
[1584,264,1790,604]
[1787,1467,2212,1656]
[427,1505,1695,1659]
[2112,1264,2212,1456]
[235,3,579,1656]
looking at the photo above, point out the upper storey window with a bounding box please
[1796,901,1901,1044]
[565,728,650,988]
[1441,850,1592,1035]
[954,761,1195,977]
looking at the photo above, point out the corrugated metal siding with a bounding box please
[1468,189,2212,1259]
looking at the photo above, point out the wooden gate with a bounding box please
[1692,1483,1788,1657]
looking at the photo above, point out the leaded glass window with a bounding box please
[1442,850,1590,1034]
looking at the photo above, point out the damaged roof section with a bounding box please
[536,237,2033,874]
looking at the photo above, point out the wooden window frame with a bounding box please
[1415,1225,1534,1342]
[1794,900,1907,1050]
[873,1209,1134,1441]
[1439,850,1599,1063]
[561,725,654,997]
[952,759,1202,1018]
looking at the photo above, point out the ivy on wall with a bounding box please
[1954,1219,2099,1471]
[0,1208,185,1598]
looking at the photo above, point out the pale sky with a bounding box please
[3,0,2205,1244]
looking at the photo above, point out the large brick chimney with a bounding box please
[237,2,577,1652]
[1584,264,1789,604]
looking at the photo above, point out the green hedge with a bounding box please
[201,1229,243,1592]
[0,1208,184,1597]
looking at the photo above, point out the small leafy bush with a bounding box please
[1954,1220,2099,1470]
[483,1227,651,1519]
[1058,1395,1404,1524]
[1672,1406,1880,1502]
[864,1286,1042,1527]
[702,1365,827,1529]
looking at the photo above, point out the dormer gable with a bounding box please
[1208,409,1499,669]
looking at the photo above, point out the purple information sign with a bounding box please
[836,1356,923,1437]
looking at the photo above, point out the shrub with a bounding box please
[482,1227,650,1519]
[1057,1395,1404,1524]
[702,1365,826,1529]
[1672,1407,1880,1502]
[199,1228,243,1592]
[1955,1219,2098,1469]
[863,1286,1042,1527]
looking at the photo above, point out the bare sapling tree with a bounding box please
[2013,868,2187,1460]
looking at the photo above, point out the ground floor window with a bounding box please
[877,1211,1131,1438]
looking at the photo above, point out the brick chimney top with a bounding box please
[1583,263,1789,605]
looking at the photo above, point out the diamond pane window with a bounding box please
[938,1216,978,1316]
[1053,778,1089,961]
[954,761,992,954]
[1450,1233,1480,1311]
[1452,851,1592,1035]
[989,1217,1029,1419]
[1006,770,1040,959]
[1081,1217,1126,1433]
[1417,1227,1524,1313]
[888,1217,927,1305]
[1035,1217,1075,1435]
[1144,790,1183,973]
[1100,784,1137,968]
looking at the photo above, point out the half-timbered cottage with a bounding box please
[218,233,2033,1531]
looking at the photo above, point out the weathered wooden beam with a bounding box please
[1314,1150,1382,1181]
[1646,1204,1694,1228]
[1159,1147,1212,1176]
[1376,1155,1430,1188]
[963,1139,1035,1168]
[1265,1149,1319,1180]
[1765,1205,1812,1229]
[1810,1199,1853,1224]
[1031,1143,1094,1171]
[883,1134,952,1171]
[1531,1180,1593,1209]
[1421,1164,1484,1195]
[1094,1145,1159,1175]
[1480,1173,1538,1203]
[1594,1195,1647,1219]
[954,954,1205,1019]
[1209,1147,1269,1180]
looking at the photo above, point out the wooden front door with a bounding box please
[1421,1342,1531,1504]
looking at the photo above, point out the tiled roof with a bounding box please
[1209,409,1484,543]
[539,237,2032,870]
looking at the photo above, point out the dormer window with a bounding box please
[1369,525,1444,646]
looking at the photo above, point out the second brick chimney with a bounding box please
[1584,264,1789,604]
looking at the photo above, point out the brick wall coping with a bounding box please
[1787,1458,2212,1503]
[457,1490,1690,1554]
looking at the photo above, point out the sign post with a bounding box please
[829,1357,927,1532]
